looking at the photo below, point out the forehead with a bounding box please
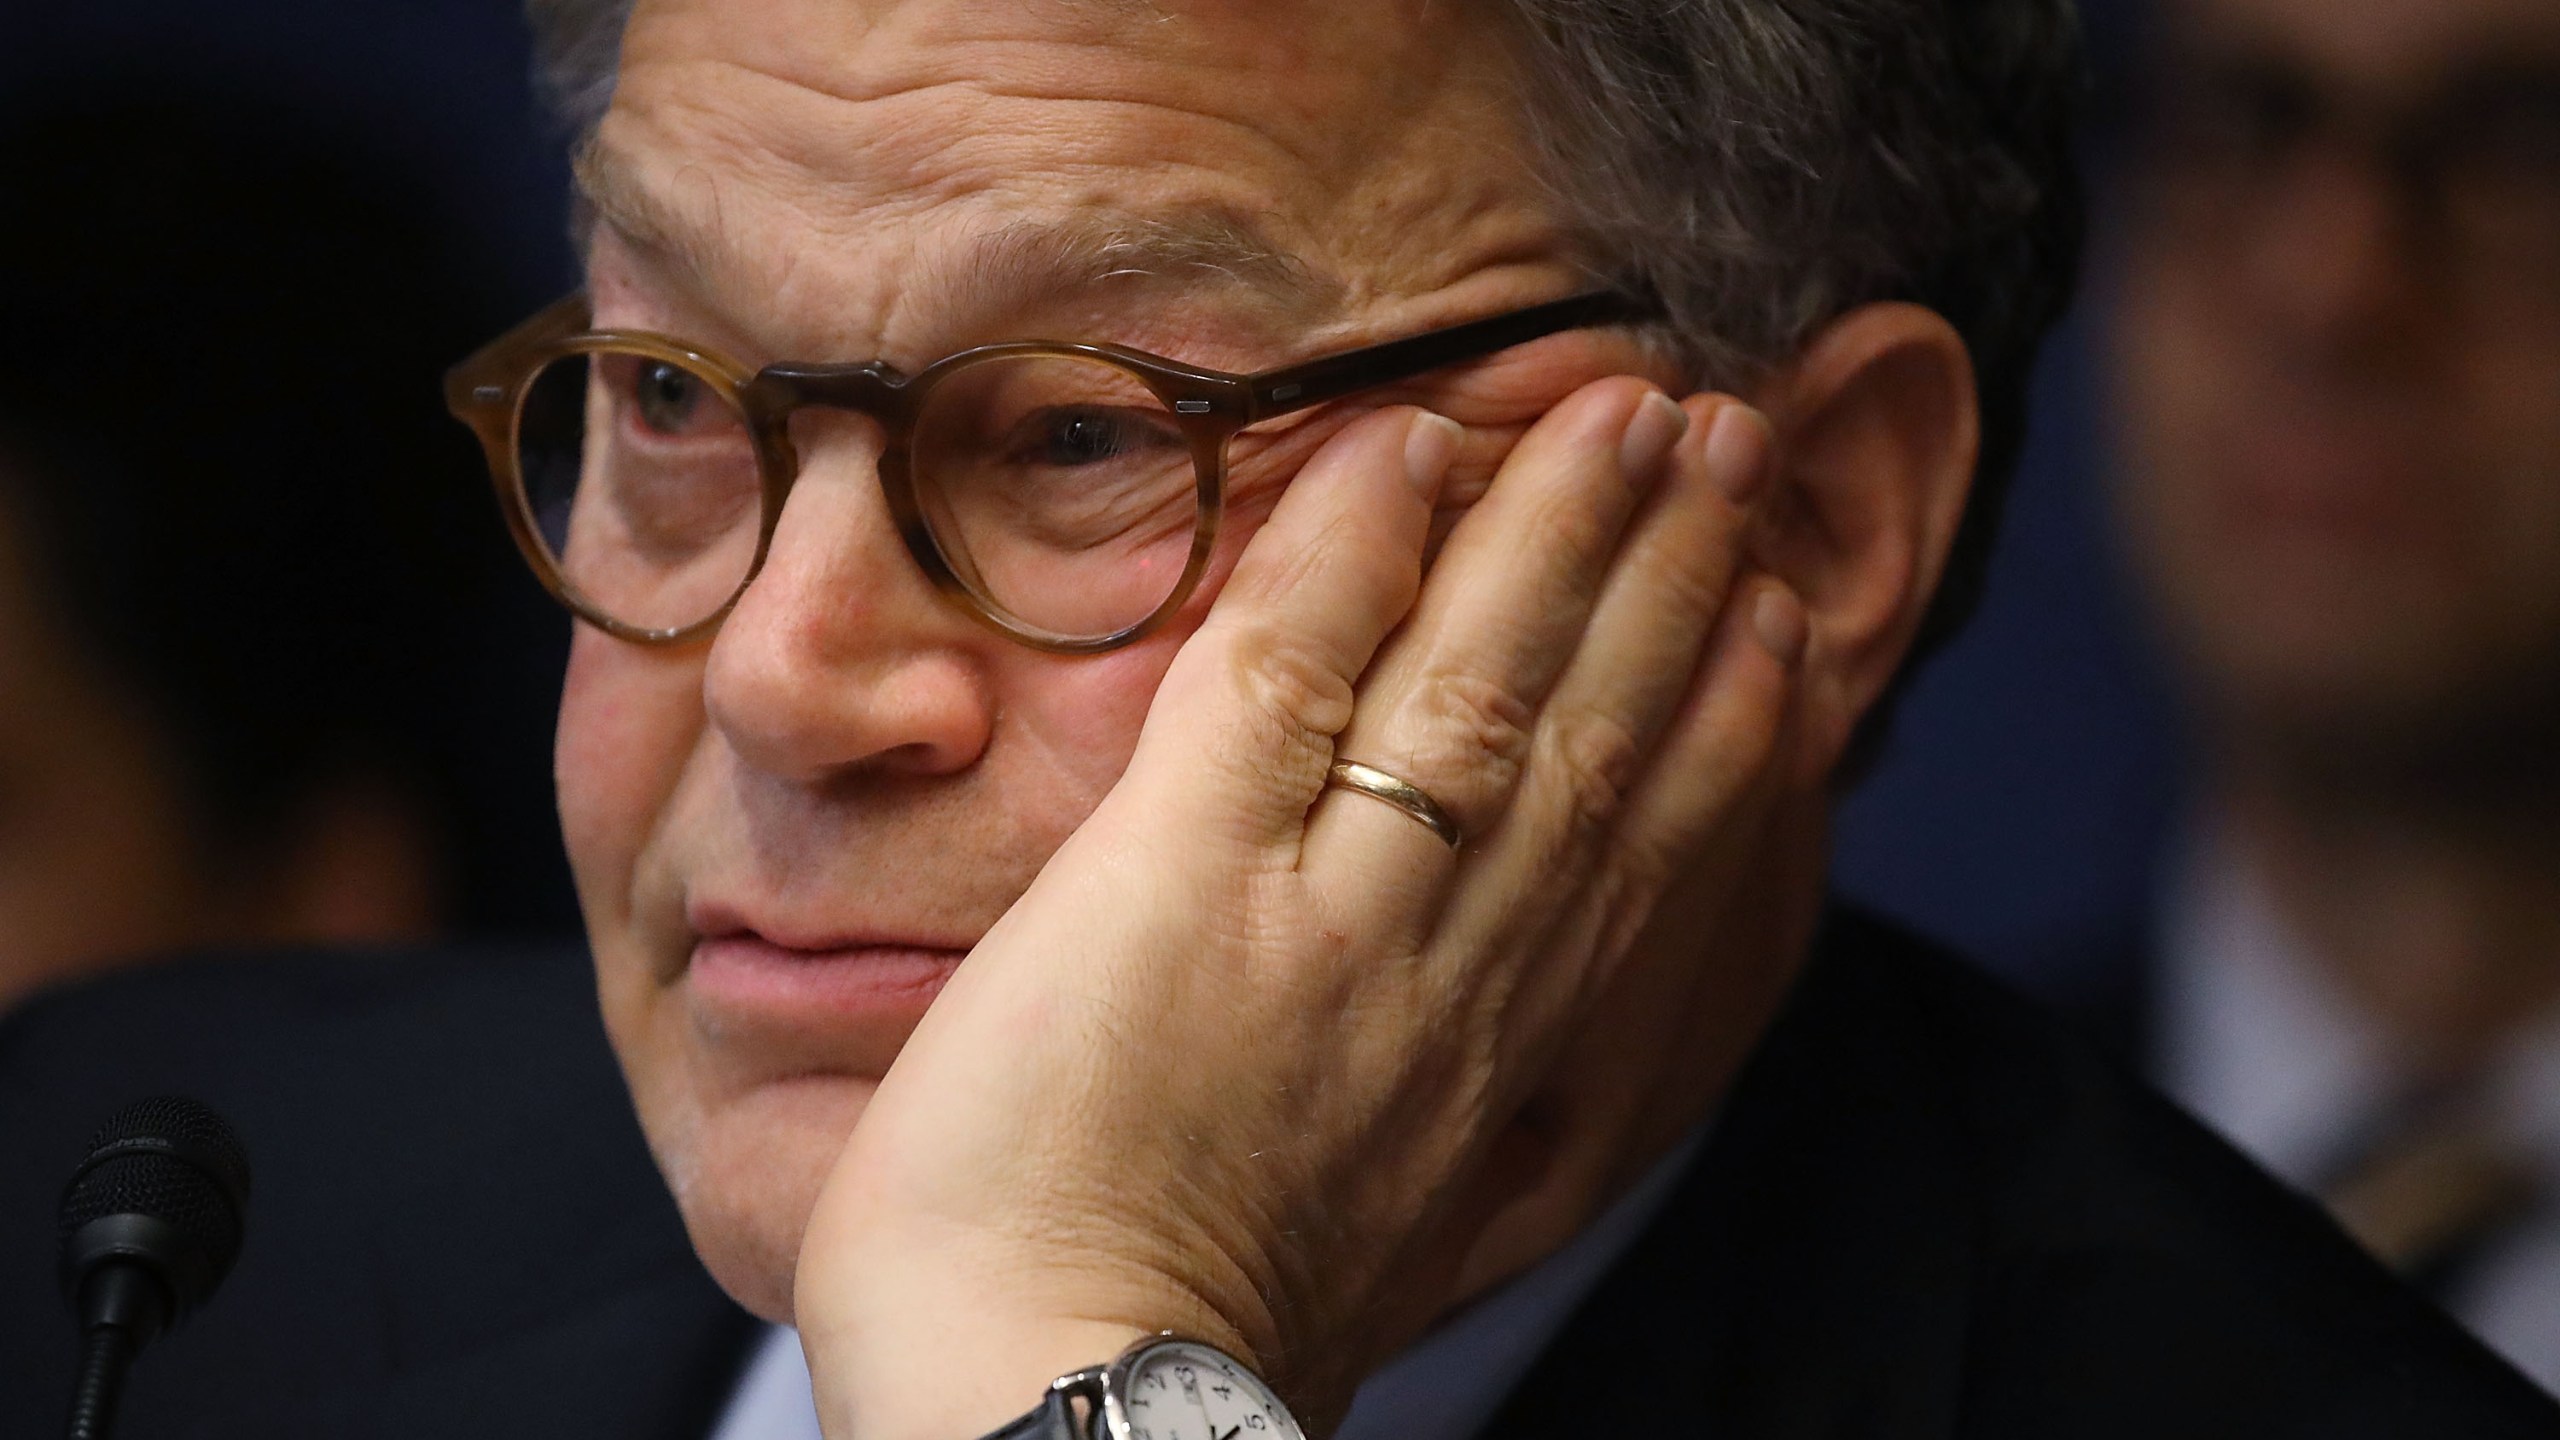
[2169,0,2560,89]
[598,0,1556,358]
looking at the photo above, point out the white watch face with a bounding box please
[1107,1340,1301,1440]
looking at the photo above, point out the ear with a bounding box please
[1746,302,1979,781]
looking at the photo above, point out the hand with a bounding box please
[795,377,1800,1438]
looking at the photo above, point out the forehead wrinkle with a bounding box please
[575,136,741,305]
[581,122,1344,362]
[589,11,1547,364]
[959,208,1345,323]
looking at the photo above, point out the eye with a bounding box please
[2149,61,2320,170]
[1029,407,1165,467]
[634,361,709,435]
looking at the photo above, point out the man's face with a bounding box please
[563,0,1644,1319]
[2110,0,2560,771]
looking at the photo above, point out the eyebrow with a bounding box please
[964,209,1343,317]
[573,139,1344,346]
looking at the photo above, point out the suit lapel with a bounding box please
[211,1253,758,1439]
[1482,912,1977,1439]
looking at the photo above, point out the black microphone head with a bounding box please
[58,1097,252,1336]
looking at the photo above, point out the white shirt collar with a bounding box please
[2152,814,2560,1391]
[2154,820,2389,1183]
[2158,818,2560,1187]
[709,1326,820,1440]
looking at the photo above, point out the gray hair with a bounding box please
[525,0,2082,661]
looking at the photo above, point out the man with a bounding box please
[1,0,2553,1436]
[2100,0,2560,1390]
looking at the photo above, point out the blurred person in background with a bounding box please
[2104,0,2560,1389]
[0,81,572,1009]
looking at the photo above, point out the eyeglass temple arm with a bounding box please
[1241,290,1653,421]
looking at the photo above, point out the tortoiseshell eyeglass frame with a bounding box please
[444,288,1650,654]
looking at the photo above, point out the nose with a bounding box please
[2239,144,2427,356]
[702,419,995,783]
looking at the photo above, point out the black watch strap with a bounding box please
[983,1385,1092,1440]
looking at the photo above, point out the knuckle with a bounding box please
[1651,542,1732,630]
[1542,709,1647,840]
[1220,621,1359,754]
[1602,828,1681,930]
[1413,669,1536,783]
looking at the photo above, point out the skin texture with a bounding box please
[562,0,1981,1433]
[2110,0,2560,1068]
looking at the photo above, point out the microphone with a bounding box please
[55,1097,252,1440]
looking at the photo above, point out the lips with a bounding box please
[692,930,962,1007]
[681,917,970,1079]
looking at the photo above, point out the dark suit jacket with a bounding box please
[0,943,758,1437]
[4,909,2554,1437]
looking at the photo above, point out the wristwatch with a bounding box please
[984,1336,1305,1440]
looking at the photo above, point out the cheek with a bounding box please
[2466,335,2560,488]
[1001,630,1190,811]
[555,626,707,927]
[2463,348,2560,635]
[2105,265,2224,547]
[2109,252,2219,440]
[987,433,1398,800]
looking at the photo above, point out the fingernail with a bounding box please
[1704,404,1772,506]
[1618,391,1689,478]
[1752,584,1807,667]
[1405,412,1463,498]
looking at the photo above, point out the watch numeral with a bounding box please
[1245,1416,1267,1430]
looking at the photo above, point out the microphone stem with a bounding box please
[65,1325,134,1440]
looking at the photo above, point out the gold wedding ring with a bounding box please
[1325,760,1463,850]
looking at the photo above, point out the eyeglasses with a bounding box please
[2135,58,2560,284]
[445,290,1647,653]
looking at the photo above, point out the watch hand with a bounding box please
[1214,1428,1240,1440]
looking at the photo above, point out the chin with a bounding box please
[646,1071,883,1323]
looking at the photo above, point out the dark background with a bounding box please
[3,0,2173,1003]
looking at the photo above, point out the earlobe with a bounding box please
[1746,302,1980,778]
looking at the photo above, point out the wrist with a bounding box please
[795,1150,1287,1437]
[800,1238,1266,1440]
[808,1310,1153,1440]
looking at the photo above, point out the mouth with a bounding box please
[679,909,972,1074]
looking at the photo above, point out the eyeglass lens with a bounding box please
[2140,61,2560,278]
[511,346,1216,640]
[910,353,1205,640]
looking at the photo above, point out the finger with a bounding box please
[1479,398,1769,892]
[1303,378,1687,875]
[1589,574,1804,970]
[1110,406,1462,856]
[1442,572,1804,1078]
[1636,574,1807,847]
[1594,574,1807,974]
[1552,399,1771,755]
